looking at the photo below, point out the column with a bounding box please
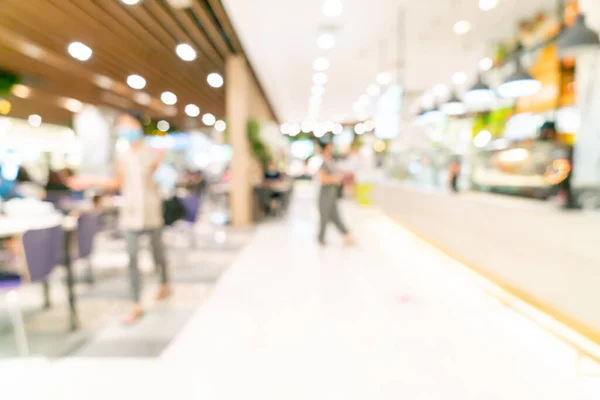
[572,0,600,187]
[226,55,252,226]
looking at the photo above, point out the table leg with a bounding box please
[63,230,78,331]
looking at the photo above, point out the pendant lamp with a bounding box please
[422,103,444,123]
[441,91,467,116]
[462,74,495,105]
[497,57,541,98]
[558,14,600,58]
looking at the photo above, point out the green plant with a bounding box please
[0,69,20,96]
[247,119,270,168]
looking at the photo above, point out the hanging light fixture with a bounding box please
[422,103,445,123]
[441,91,466,116]
[558,14,600,58]
[497,57,541,98]
[462,74,496,105]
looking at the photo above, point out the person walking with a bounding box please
[70,112,171,324]
[317,142,354,247]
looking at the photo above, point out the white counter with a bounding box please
[373,181,600,337]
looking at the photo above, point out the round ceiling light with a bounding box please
[317,33,336,49]
[376,72,392,86]
[453,20,472,35]
[367,84,381,97]
[289,123,301,136]
[127,74,146,90]
[67,42,93,61]
[202,113,216,126]
[313,72,328,86]
[94,75,114,90]
[280,123,291,134]
[11,84,31,99]
[479,57,494,71]
[185,104,200,117]
[452,72,468,85]
[302,120,316,133]
[176,43,197,61]
[133,92,151,105]
[311,85,325,97]
[478,0,498,11]
[322,0,343,17]
[207,73,224,88]
[332,123,343,135]
[121,0,141,4]
[28,114,42,128]
[215,120,226,132]
[160,91,177,105]
[354,123,365,135]
[313,57,330,71]
[157,120,170,132]
[62,98,84,113]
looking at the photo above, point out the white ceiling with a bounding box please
[223,0,556,124]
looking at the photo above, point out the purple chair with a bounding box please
[76,213,102,284]
[1,225,64,356]
[176,195,201,248]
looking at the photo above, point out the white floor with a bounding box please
[3,184,600,399]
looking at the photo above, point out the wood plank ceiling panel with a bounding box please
[0,0,232,128]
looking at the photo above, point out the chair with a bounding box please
[176,195,201,248]
[1,225,63,356]
[76,213,102,284]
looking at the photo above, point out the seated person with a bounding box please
[262,160,285,215]
[264,160,282,183]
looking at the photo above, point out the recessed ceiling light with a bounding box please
[133,92,151,105]
[62,97,83,113]
[28,114,42,128]
[322,0,343,17]
[479,0,498,11]
[317,33,336,49]
[313,72,328,85]
[311,85,325,97]
[479,57,494,71]
[313,57,330,71]
[433,84,449,97]
[376,72,392,86]
[354,122,365,135]
[127,74,146,90]
[452,72,468,85]
[207,73,224,88]
[367,84,381,97]
[280,123,291,134]
[160,91,177,105]
[289,124,301,136]
[332,123,343,135]
[121,0,141,4]
[202,113,216,126]
[302,120,316,133]
[11,84,31,99]
[185,104,200,117]
[67,42,93,61]
[453,20,472,35]
[215,120,226,132]
[175,43,197,61]
[94,75,114,90]
[157,120,170,132]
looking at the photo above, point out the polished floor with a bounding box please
[2,184,600,399]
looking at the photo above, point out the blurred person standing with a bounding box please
[70,112,170,324]
[540,121,576,209]
[317,142,354,247]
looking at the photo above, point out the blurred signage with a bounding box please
[374,84,402,140]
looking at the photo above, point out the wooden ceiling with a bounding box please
[0,0,275,128]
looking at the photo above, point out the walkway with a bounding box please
[3,184,600,399]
